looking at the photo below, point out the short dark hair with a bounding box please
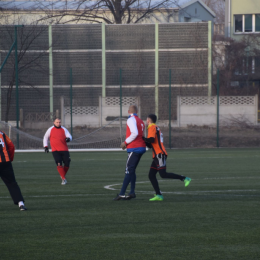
[148,114,157,123]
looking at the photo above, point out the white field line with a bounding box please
[15,149,124,153]
[12,155,260,164]
[0,190,258,200]
[0,194,106,199]
[0,188,258,200]
[104,181,259,194]
[184,156,260,159]
[14,148,260,154]
[0,190,257,199]
[12,158,126,163]
[203,177,260,180]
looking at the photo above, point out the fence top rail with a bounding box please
[0,22,210,28]
[105,22,209,26]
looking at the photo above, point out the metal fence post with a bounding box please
[70,68,73,136]
[119,68,122,144]
[15,26,19,148]
[169,69,171,149]
[208,21,212,98]
[102,23,106,98]
[0,53,1,121]
[20,108,23,128]
[49,25,53,118]
[216,69,220,148]
[155,23,159,118]
[60,96,65,124]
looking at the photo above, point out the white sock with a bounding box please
[18,201,24,207]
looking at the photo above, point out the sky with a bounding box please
[0,0,190,11]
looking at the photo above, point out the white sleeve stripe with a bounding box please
[62,126,72,141]
[43,126,53,147]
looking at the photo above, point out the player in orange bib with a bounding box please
[0,130,27,210]
[143,114,191,201]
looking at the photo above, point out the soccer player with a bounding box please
[143,114,191,201]
[113,105,146,201]
[0,130,27,211]
[43,118,72,185]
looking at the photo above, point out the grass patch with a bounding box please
[1,148,260,260]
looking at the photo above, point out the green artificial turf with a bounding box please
[0,149,260,260]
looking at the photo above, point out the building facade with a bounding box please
[225,0,260,40]
[0,0,215,26]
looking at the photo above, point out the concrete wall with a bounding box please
[100,96,140,126]
[177,95,258,127]
[64,113,100,128]
[61,96,140,128]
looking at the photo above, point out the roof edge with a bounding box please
[181,0,216,18]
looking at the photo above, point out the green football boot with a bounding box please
[149,194,164,201]
[184,177,191,187]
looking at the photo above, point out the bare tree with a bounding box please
[213,35,260,95]
[202,0,225,24]
[0,23,49,122]
[33,0,181,25]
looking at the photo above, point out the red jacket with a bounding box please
[124,114,146,153]
[43,126,72,152]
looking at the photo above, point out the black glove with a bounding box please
[142,136,155,143]
[65,137,70,143]
[142,136,152,148]
[142,136,150,143]
[44,147,49,153]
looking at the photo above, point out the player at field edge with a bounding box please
[143,114,191,201]
[43,118,72,185]
[0,130,27,210]
[113,105,146,201]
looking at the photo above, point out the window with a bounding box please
[234,57,257,75]
[252,57,260,74]
[235,15,242,32]
[256,14,260,32]
[245,14,252,32]
[234,14,260,33]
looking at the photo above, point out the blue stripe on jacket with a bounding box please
[127,147,146,154]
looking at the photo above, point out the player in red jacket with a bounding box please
[113,105,146,201]
[43,118,72,185]
[0,130,27,210]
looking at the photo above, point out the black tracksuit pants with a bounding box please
[0,162,24,205]
[149,154,185,195]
